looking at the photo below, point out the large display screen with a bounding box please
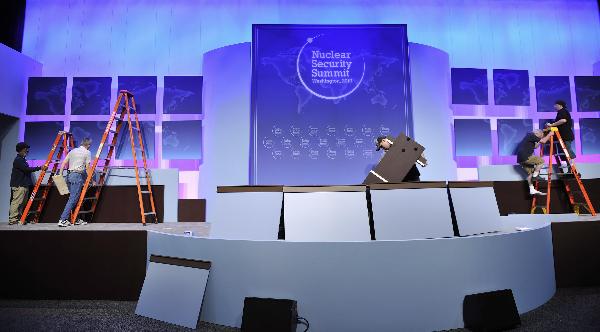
[251,24,412,185]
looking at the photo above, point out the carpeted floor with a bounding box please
[1,287,599,331]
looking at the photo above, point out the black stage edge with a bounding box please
[0,230,146,300]
[552,221,600,288]
[494,178,600,215]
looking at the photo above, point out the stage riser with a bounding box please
[552,222,600,288]
[0,223,598,303]
[0,230,146,300]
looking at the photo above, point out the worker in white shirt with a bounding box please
[57,137,93,227]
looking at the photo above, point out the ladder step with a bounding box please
[27,210,38,215]
[32,197,44,201]
[83,197,98,201]
[144,212,156,215]
[141,191,151,194]
[78,210,94,214]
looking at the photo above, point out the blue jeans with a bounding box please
[558,140,576,161]
[59,172,85,221]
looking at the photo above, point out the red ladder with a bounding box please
[19,131,75,224]
[531,127,596,215]
[70,90,158,225]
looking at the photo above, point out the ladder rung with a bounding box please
[83,197,97,201]
[78,210,93,214]
[32,197,44,201]
[27,210,38,215]
[109,129,118,134]
[144,212,156,215]
[141,191,151,194]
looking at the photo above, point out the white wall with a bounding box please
[23,0,599,77]
[0,44,42,222]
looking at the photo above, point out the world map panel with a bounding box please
[117,76,157,114]
[574,76,600,112]
[69,121,108,154]
[115,121,155,159]
[454,119,492,156]
[451,68,488,105]
[71,77,112,115]
[24,121,64,159]
[493,69,530,106]
[535,76,571,112]
[162,120,202,160]
[497,119,533,156]
[26,77,66,115]
[163,76,203,114]
[580,118,600,155]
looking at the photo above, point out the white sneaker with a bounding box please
[74,219,88,226]
[57,220,70,227]
[532,170,540,178]
[529,188,547,196]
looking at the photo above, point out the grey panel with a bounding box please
[371,188,454,240]
[284,191,371,241]
[209,192,282,240]
[136,261,209,328]
[450,186,502,236]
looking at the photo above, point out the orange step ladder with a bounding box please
[20,131,75,224]
[531,127,596,216]
[70,90,158,225]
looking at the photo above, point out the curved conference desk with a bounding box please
[147,182,555,331]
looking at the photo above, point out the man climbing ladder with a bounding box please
[530,127,596,216]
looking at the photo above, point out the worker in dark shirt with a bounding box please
[545,100,575,171]
[375,136,425,181]
[516,129,554,195]
[9,142,44,225]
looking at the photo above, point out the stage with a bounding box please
[1,1,599,330]
[1,180,599,331]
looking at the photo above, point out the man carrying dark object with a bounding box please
[545,100,575,172]
[375,136,425,181]
[517,129,554,195]
[9,142,44,225]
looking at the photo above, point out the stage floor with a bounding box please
[0,222,210,236]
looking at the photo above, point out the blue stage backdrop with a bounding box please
[251,24,412,185]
